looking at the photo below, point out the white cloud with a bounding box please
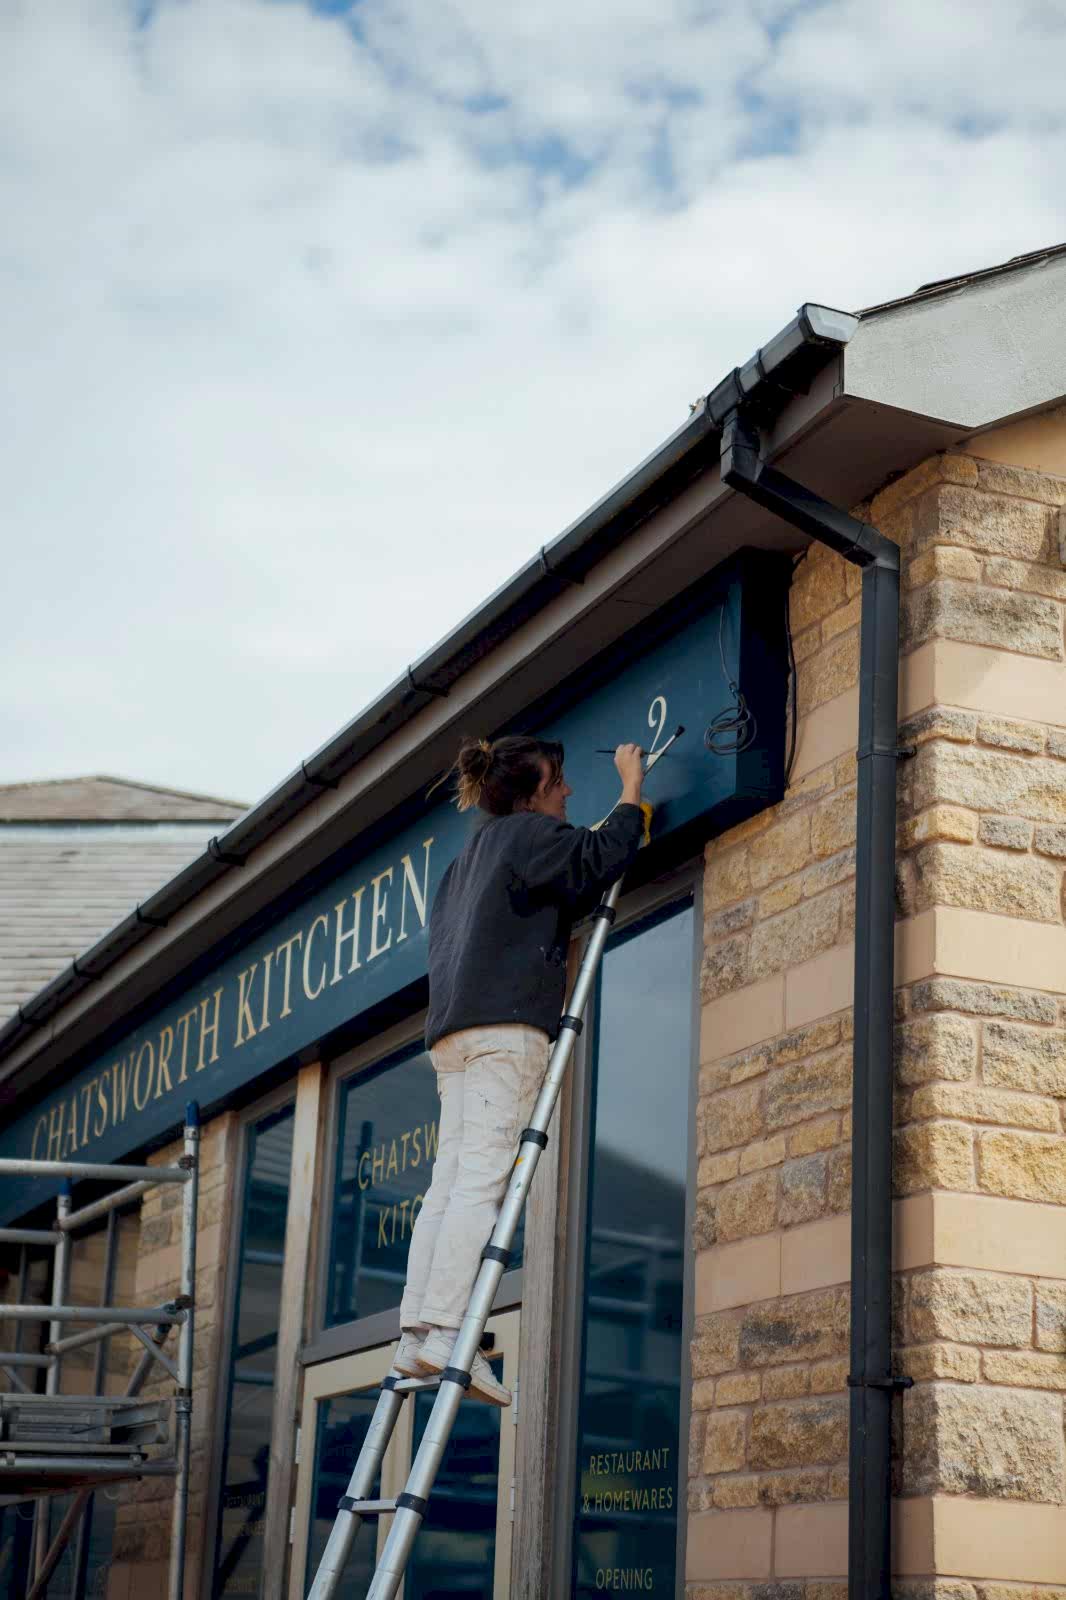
[1,0,1063,801]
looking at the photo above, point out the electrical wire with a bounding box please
[783,548,807,787]
[704,606,757,756]
[784,606,798,785]
[703,556,803,772]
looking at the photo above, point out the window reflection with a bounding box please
[214,1103,294,1599]
[572,900,693,1598]
[406,1357,503,1600]
[305,1392,382,1598]
[79,1208,141,1600]
[304,1353,504,1600]
[327,1046,523,1330]
[0,1495,36,1598]
[0,1247,61,1600]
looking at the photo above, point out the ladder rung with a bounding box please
[391,1376,441,1393]
[341,1498,396,1515]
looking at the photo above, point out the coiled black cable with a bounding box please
[704,606,757,756]
[783,549,806,785]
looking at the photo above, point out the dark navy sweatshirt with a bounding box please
[424,804,644,1048]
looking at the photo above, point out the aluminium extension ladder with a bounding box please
[307,727,683,1600]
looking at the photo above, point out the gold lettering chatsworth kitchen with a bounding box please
[29,840,433,1162]
[352,1117,442,1249]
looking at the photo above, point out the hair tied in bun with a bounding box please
[427,733,562,816]
[425,736,495,810]
[456,738,493,810]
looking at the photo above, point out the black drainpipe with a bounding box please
[720,410,910,1600]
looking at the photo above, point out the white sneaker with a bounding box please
[418,1328,512,1408]
[393,1331,431,1377]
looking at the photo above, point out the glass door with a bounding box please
[291,1310,520,1599]
[569,897,695,1598]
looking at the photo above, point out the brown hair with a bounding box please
[441,735,565,815]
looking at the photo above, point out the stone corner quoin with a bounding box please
[688,447,1066,1595]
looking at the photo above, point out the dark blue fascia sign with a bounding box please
[0,551,790,1222]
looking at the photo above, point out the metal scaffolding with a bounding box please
[0,1103,199,1600]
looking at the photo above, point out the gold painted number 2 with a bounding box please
[647,695,668,758]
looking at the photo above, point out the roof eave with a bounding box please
[0,300,858,1077]
[8,270,1045,1097]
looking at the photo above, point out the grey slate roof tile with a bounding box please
[0,837,219,1019]
[0,776,248,1020]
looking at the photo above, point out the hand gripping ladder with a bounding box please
[307,728,683,1600]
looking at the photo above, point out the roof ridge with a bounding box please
[0,774,246,810]
[858,240,1066,318]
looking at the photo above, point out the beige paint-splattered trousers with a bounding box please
[400,1023,549,1331]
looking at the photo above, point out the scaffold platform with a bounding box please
[0,1103,199,1600]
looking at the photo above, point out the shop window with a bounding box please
[213,1102,295,1599]
[70,1207,141,1600]
[0,1245,52,1600]
[326,1043,524,1330]
[571,899,694,1598]
[0,1499,34,1598]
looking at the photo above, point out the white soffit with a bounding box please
[843,251,1066,429]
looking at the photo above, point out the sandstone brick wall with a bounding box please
[107,1112,238,1600]
[687,447,1066,1599]
[688,536,860,1598]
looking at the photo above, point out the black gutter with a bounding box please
[720,411,905,1600]
[0,302,856,1075]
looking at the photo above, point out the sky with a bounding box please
[2,0,1064,806]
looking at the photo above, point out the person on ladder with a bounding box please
[393,734,646,1406]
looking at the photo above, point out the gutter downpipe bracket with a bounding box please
[721,408,900,1600]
